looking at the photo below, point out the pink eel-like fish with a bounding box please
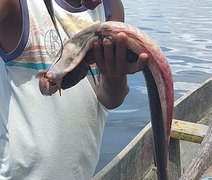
[37,21,174,180]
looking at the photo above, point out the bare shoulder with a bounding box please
[108,0,125,22]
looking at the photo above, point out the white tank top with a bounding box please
[0,0,110,179]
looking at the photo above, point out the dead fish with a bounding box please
[36,21,174,180]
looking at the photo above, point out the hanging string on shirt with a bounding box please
[44,0,64,61]
[81,0,102,10]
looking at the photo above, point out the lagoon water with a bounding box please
[95,0,212,173]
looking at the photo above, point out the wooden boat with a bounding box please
[93,77,212,180]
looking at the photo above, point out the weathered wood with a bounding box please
[174,78,212,123]
[169,138,181,180]
[93,78,212,180]
[171,119,208,143]
[142,166,157,180]
[93,124,155,180]
[94,119,209,180]
[173,78,212,175]
[179,122,212,180]
[200,164,212,178]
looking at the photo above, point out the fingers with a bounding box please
[139,52,149,68]
[94,36,117,76]
[115,32,127,76]
[93,40,105,73]
[103,37,115,75]
[127,52,149,74]
[93,32,149,77]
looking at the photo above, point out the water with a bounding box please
[95,0,212,173]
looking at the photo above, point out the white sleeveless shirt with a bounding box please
[0,0,110,179]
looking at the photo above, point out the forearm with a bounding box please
[96,74,129,109]
[95,0,129,109]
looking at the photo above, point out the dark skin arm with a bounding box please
[93,0,148,109]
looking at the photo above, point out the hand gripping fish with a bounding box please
[37,21,174,180]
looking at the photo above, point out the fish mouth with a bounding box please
[37,71,61,96]
[40,78,60,96]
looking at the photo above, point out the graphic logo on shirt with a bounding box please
[44,29,62,58]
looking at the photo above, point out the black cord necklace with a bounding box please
[81,0,102,10]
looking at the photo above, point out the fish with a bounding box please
[36,21,174,180]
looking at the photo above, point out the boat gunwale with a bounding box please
[93,77,212,179]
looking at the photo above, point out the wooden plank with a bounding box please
[171,119,208,143]
[169,138,181,179]
[173,78,212,123]
[200,164,212,178]
[142,166,157,180]
[93,123,155,180]
[179,122,212,180]
[94,118,209,180]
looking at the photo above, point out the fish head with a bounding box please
[36,71,62,96]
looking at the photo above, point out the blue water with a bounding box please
[95,0,212,173]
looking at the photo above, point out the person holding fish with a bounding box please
[0,0,148,179]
